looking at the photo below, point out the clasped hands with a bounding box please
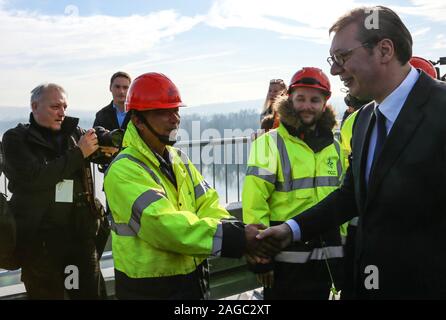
[244,223,294,264]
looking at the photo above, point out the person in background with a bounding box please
[93,71,132,173]
[260,79,287,132]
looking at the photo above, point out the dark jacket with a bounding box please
[3,114,96,250]
[294,72,446,299]
[93,102,130,173]
[93,101,130,131]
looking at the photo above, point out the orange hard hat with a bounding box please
[289,67,331,99]
[410,56,437,79]
[125,73,185,112]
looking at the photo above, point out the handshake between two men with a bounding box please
[244,223,294,263]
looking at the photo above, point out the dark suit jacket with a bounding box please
[93,101,130,131]
[93,102,131,172]
[294,72,446,299]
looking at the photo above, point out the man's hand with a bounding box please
[78,129,99,158]
[257,271,274,288]
[255,223,293,257]
[99,146,120,158]
[245,223,266,253]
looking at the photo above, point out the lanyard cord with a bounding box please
[320,236,339,300]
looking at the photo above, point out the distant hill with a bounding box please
[0,97,348,137]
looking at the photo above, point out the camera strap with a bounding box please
[70,132,100,218]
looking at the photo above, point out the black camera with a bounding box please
[94,126,124,148]
[89,126,124,163]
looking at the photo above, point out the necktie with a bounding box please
[371,106,387,170]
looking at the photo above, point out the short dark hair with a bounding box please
[329,6,412,65]
[110,71,131,87]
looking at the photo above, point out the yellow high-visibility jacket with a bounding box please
[340,110,359,169]
[104,122,232,279]
[243,123,346,263]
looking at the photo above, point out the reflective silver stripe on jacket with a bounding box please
[246,166,277,184]
[194,180,211,199]
[268,131,343,192]
[106,153,166,236]
[275,176,341,192]
[274,246,344,263]
[269,131,292,187]
[111,189,164,236]
[106,153,162,186]
[349,216,359,227]
[177,148,211,200]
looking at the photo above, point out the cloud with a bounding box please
[433,34,446,49]
[203,0,446,44]
[396,0,446,23]
[0,7,204,67]
[204,0,365,43]
[411,27,431,37]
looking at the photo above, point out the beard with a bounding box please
[297,111,323,129]
[279,104,322,129]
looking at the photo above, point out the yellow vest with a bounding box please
[242,123,346,261]
[242,123,345,226]
[104,122,231,278]
[340,111,359,169]
[340,110,360,228]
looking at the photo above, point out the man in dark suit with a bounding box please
[256,6,446,299]
[93,71,131,172]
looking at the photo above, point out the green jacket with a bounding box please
[340,110,359,169]
[243,123,346,263]
[105,122,240,279]
[243,123,345,225]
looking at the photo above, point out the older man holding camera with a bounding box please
[3,83,112,299]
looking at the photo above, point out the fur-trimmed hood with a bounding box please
[273,95,337,131]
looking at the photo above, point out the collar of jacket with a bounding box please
[277,122,334,153]
[29,113,79,133]
[27,113,80,149]
[277,123,334,153]
[122,121,174,168]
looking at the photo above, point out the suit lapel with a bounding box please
[366,73,432,207]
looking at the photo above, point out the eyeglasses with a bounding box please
[327,42,370,67]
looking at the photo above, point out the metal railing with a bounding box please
[176,136,252,204]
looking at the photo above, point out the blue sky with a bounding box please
[0,0,445,112]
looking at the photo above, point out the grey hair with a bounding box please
[30,83,67,105]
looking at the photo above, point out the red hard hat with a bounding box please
[410,56,437,79]
[125,73,185,112]
[289,67,331,99]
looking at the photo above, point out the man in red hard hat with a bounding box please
[243,67,345,299]
[104,72,264,299]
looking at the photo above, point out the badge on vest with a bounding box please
[327,158,337,176]
[55,179,74,203]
